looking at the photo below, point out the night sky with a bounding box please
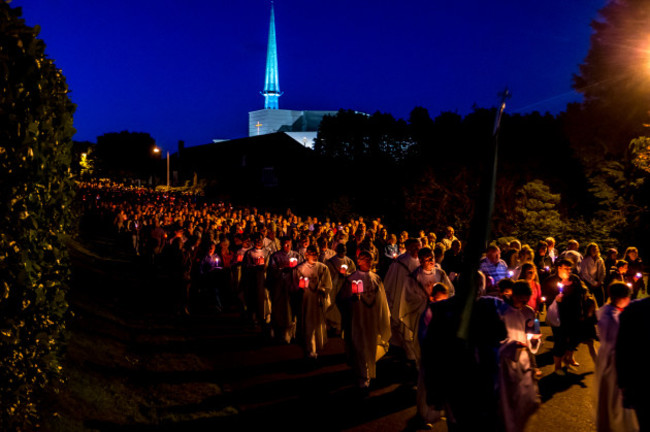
[13,0,606,154]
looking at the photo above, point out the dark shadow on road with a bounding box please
[537,370,594,402]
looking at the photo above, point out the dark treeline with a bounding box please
[310,107,649,253]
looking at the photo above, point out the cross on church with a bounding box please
[255,121,263,135]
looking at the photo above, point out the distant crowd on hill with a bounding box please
[77,181,648,432]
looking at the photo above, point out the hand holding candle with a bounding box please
[340,264,348,275]
[557,282,564,293]
[289,257,297,268]
[352,280,364,295]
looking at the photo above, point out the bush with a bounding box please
[0,4,75,430]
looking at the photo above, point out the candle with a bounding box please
[541,296,547,303]
[627,282,633,288]
[257,256,265,266]
[352,280,364,294]
[236,254,243,263]
[544,266,550,272]
[557,282,564,293]
[636,272,642,279]
[508,270,514,278]
[289,257,298,268]
[340,264,348,274]
[393,253,397,259]
[299,276,309,289]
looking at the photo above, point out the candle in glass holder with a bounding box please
[627,282,633,288]
[635,272,642,279]
[508,270,514,278]
[257,256,265,266]
[299,276,309,289]
[236,254,244,263]
[352,280,364,294]
[340,264,348,275]
[289,257,298,268]
[557,282,564,293]
[544,266,550,272]
[393,253,397,259]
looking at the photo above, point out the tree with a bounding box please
[95,131,159,180]
[571,0,650,159]
[0,4,75,429]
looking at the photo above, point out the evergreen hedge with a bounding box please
[0,3,75,429]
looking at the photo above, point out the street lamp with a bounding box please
[152,146,169,187]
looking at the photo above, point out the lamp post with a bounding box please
[152,146,169,187]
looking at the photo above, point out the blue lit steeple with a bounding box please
[262,2,281,109]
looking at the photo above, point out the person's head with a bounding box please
[281,236,292,253]
[519,245,534,264]
[405,238,422,258]
[509,239,522,252]
[451,239,461,253]
[335,242,347,257]
[567,239,579,251]
[556,258,573,280]
[615,259,628,274]
[208,242,216,254]
[608,282,632,309]
[606,248,618,261]
[418,247,435,272]
[520,262,537,282]
[428,232,437,244]
[388,233,397,245]
[486,245,501,264]
[586,242,600,258]
[497,278,515,300]
[545,237,556,249]
[445,226,455,238]
[536,240,548,256]
[431,283,449,302]
[624,246,639,262]
[511,280,533,309]
[357,251,373,272]
[251,232,264,248]
[305,245,319,263]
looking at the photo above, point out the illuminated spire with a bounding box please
[263,2,281,109]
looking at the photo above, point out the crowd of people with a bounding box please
[79,181,648,432]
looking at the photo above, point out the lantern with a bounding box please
[352,280,364,294]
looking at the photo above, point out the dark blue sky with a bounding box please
[14,0,606,154]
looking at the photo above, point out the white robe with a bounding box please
[383,253,419,347]
[337,270,391,384]
[293,261,333,356]
[399,266,454,363]
[595,305,639,432]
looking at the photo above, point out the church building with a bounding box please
[247,3,337,147]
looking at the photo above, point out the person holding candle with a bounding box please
[336,251,390,394]
[580,242,607,307]
[199,242,223,313]
[595,282,638,432]
[542,258,595,373]
[325,243,356,336]
[241,233,271,330]
[267,236,301,344]
[623,246,645,299]
[479,245,509,289]
[293,245,333,360]
[497,280,541,432]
